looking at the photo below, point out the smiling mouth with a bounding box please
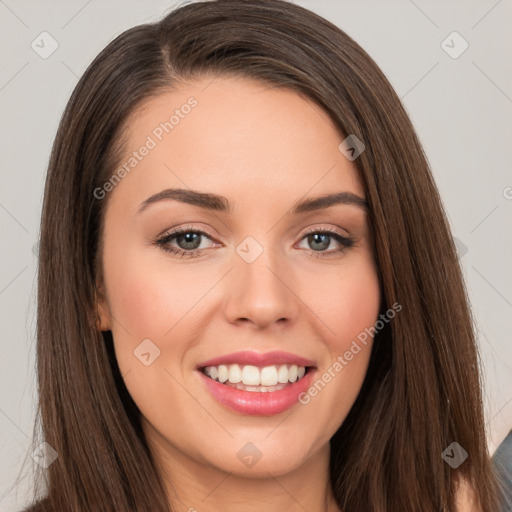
[201,363,311,392]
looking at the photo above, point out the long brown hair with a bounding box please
[19,0,502,510]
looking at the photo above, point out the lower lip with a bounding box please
[199,369,316,416]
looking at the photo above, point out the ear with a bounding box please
[94,285,112,332]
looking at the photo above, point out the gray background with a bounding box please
[1,0,511,510]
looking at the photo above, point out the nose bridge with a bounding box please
[224,234,299,328]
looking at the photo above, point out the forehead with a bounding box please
[108,76,364,214]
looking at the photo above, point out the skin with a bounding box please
[455,478,482,512]
[97,76,382,512]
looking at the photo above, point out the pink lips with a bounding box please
[199,370,316,416]
[197,350,317,416]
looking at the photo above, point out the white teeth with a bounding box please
[228,364,242,384]
[218,364,229,383]
[203,363,308,387]
[260,366,278,386]
[277,365,289,384]
[242,365,260,386]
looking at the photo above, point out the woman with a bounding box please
[20,0,503,510]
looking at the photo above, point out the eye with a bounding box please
[155,226,217,258]
[297,227,354,257]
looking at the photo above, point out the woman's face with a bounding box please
[97,76,380,478]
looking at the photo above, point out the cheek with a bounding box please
[114,272,170,336]
[296,254,380,432]
[102,252,201,423]
[338,266,380,345]
[100,247,177,383]
[103,248,207,340]
[304,255,381,353]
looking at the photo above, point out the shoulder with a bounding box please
[454,477,482,512]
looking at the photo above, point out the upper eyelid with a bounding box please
[160,224,219,242]
[301,225,350,237]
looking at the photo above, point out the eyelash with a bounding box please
[155,224,354,259]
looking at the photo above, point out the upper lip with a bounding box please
[197,350,316,369]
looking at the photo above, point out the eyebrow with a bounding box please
[137,188,368,215]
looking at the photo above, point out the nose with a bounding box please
[223,243,300,330]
